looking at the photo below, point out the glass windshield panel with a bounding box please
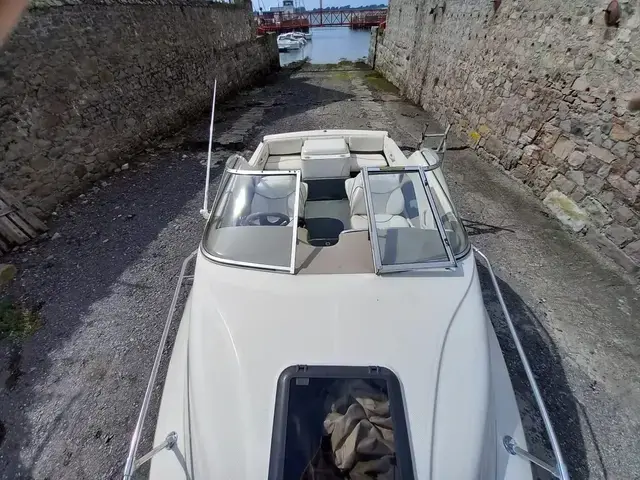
[365,170,453,268]
[202,163,300,272]
[426,172,470,256]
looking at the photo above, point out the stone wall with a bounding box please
[0,0,279,215]
[375,0,640,272]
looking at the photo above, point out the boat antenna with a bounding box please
[201,78,217,219]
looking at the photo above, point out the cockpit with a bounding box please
[201,130,470,274]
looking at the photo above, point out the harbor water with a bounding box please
[279,27,371,66]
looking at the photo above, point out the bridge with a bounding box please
[256,9,387,34]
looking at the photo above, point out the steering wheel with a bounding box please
[241,212,291,226]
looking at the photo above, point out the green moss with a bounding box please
[308,60,371,71]
[332,71,353,80]
[0,298,41,341]
[364,71,398,93]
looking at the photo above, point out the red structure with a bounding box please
[256,9,387,34]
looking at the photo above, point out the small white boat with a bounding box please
[289,31,308,43]
[122,102,570,480]
[304,31,312,40]
[277,33,303,51]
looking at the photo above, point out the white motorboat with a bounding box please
[277,33,303,51]
[289,31,308,43]
[123,107,569,479]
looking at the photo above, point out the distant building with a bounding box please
[270,0,294,13]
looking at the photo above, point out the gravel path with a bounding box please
[0,65,638,480]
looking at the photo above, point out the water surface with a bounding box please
[279,27,371,66]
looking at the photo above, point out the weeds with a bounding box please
[0,298,41,341]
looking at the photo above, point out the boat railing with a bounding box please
[122,250,197,480]
[473,247,570,480]
[418,123,451,171]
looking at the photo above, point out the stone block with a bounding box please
[623,240,640,262]
[611,124,634,141]
[585,175,605,194]
[543,190,588,232]
[597,164,612,179]
[588,144,616,164]
[568,150,587,167]
[551,136,576,160]
[610,158,631,175]
[572,76,589,91]
[571,186,587,203]
[538,124,561,150]
[500,149,523,170]
[478,124,491,135]
[485,136,507,158]
[607,174,638,201]
[552,174,576,195]
[566,170,585,186]
[506,126,520,142]
[581,196,612,227]
[510,153,532,175]
[612,142,629,158]
[605,224,635,247]
[532,165,559,192]
[625,169,640,185]
[614,205,637,225]
[598,190,615,206]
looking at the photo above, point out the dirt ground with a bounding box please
[0,64,638,479]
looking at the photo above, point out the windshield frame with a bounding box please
[362,165,458,274]
[200,165,302,274]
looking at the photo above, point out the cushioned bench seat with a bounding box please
[345,173,412,230]
[349,153,387,171]
[265,155,302,170]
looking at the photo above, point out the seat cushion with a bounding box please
[302,137,349,157]
[347,135,385,152]
[345,173,405,217]
[251,176,308,217]
[350,214,412,230]
[265,155,302,170]
[267,138,303,156]
[349,153,387,172]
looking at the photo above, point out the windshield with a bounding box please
[362,167,466,273]
[202,157,302,273]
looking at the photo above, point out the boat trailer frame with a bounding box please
[121,248,570,479]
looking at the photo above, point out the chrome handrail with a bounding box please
[419,123,451,171]
[123,250,197,479]
[473,247,569,480]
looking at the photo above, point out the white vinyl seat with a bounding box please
[250,176,308,218]
[345,173,412,230]
[263,138,304,171]
[265,155,302,171]
[349,153,387,172]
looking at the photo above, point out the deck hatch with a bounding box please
[268,365,414,480]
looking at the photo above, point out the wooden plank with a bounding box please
[0,236,9,254]
[8,212,36,238]
[0,198,36,238]
[0,187,47,232]
[0,217,30,244]
[0,207,13,217]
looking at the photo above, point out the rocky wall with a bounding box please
[375,0,640,272]
[0,0,279,215]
